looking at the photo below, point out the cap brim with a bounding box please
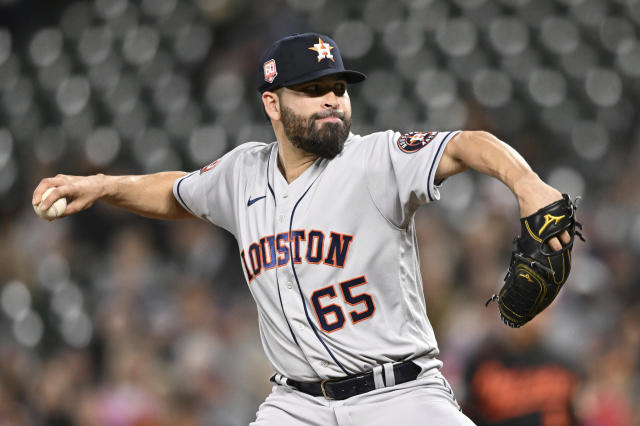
[265,69,366,92]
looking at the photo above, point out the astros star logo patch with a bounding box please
[308,37,335,62]
[397,131,438,153]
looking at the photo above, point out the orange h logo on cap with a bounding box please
[308,37,335,62]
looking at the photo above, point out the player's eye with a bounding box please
[295,82,347,97]
[332,83,346,96]
[302,84,321,95]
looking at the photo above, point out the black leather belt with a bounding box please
[284,361,421,400]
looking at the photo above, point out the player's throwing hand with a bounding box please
[32,174,105,218]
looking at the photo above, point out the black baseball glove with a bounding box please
[487,194,584,328]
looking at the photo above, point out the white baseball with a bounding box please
[33,187,67,220]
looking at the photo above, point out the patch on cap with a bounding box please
[397,131,438,153]
[263,59,277,83]
[308,37,335,63]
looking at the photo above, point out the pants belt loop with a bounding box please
[383,363,395,387]
[372,365,384,389]
[273,373,287,386]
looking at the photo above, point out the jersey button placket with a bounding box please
[273,192,305,342]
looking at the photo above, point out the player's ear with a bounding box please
[262,91,281,121]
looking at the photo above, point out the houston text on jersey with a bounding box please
[240,230,353,282]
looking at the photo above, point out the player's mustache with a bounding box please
[311,110,345,122]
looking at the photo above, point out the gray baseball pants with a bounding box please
[251,370,476,426]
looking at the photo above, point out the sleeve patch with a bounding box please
[200,159,219,174]
[397,131,438,153]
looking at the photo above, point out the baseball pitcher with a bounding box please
[33,33,582,425]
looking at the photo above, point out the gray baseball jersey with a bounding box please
[173,129,460,382]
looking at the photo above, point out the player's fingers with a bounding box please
[38,186,68,211]
[547,236,562,252]
[63,197,94,216]
[32,175,64,205]
[559,230,571,245]
[32,179,49,205]
[61,201,80,216]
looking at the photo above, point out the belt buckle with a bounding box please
[320,379,334,400]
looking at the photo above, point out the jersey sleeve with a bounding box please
[363,130,460,228]
[173,142,263,234]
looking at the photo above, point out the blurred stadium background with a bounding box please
[0,0,639,424]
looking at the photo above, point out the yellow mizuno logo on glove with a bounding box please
[538,214,565,236]
[519,273,534,283]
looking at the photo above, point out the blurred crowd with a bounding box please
[0,0,639,424]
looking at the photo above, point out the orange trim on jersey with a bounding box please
[310,284,346,333]
[323,232,354,268]
[339,275,376,324]
[306,229,325,264]
[260,235,278,271]
[289,229,306,264]
[275,232,290,266]
[240,249,254,282]
[248,242,262,280]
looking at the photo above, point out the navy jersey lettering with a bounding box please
[241,229,354,278]
[240,249,255,282]
[290,230,306,264]
[249,242,262,277]
[276,233,290,266]
[260,236,277,270]
[323,233,354,268]
[306,230,325,263]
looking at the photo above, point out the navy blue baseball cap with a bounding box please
[257,32,366,93]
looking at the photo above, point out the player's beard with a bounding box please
[280,105,351,159]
